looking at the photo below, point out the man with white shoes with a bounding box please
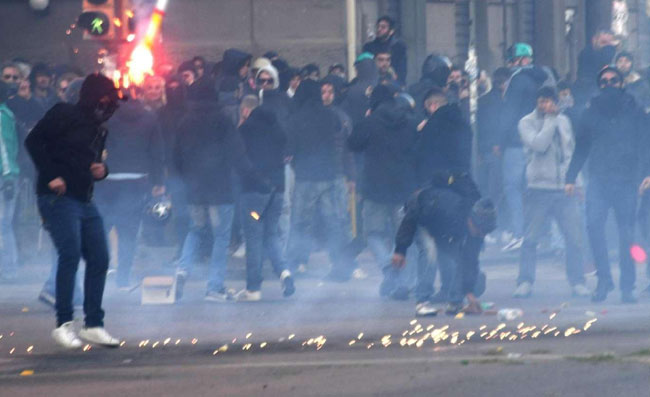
[515,87,589,299]
[25,74,122,348]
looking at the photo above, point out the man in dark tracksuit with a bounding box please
[566,66,649,303]
[25,73,123,349]
[393,174,496,315]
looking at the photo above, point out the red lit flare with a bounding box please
[630,244,647,264]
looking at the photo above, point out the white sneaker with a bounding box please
[513,281,532,298]
[235,289,262,302]
[501,231,514,244]
[484,234,498,245]
[232,243,246,258]
[352,268,369,280]
[415,301,439,317]
[52,321,82,349]
[502,237,523,252]
[78,327,120,347]
[572,284,591,297]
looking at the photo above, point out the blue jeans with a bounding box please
[519,189,585,286]
[37,195,109,327]
[586,179,636,291]
[363,200,417,291]
[287,178,350,270]
[178,204,234,292]
[0,188,18,276]
[502,147,526,237]
[240,192,287,291]
[42,246,83,305]
[95,179,148,287]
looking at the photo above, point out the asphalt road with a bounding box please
[1,248,649,396]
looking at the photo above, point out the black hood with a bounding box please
[293,79,321,108]
[374,100,408,128]
[354,58,379,85]
[420,54,451,86]
[321,74,347,104]
[222,48,252,76]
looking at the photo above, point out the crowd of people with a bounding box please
[1,17,650,348]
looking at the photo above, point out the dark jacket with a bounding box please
[416,103,472,186]
[476,89,504,154]
[348,99,418,204]
[174,100,263,205]
[286,80,343,182]
[408,55,451,121]
[341,58,378,125]
[104,100,164,185]
[260,88,290,130]
[158,84,186,175]
[499,66,551,148]
[238,107,286,193]
[363,35,408,84]
[217,48,253,96]
[394,178,483,297]
[25,103,109,202]
[566,90,649,185]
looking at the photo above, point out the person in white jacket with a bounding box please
[514,86,589,298]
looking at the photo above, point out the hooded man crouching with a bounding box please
[392,173,496,316]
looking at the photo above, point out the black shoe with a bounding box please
[281,273,295,297]
[591,282,614,303]
[621,290,637,304]
[390,286,410,301]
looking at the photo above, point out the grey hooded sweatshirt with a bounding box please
[518,109,574,190]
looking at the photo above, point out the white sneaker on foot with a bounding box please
[52,321,82,349]
[572,283,591,297]
[415,301,439,317]
[513,281,532,298]
[235,289,262,302]
[79,327,120,347]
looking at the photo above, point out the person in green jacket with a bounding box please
[0,81,20,280]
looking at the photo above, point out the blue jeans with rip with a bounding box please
[240,192,287,291]
[177,204,234,293]
[37,195,109,327]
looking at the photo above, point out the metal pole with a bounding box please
[346,0,357,81]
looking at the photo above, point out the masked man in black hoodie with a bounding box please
[566,66,649,304]
[25,73,123,349]
[174,82,268,302]
[236,95,295,301]
[348,84,419,299]
[285,80,351,277]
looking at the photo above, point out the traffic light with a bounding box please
[79,0,115,40]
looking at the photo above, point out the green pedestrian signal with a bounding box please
[91,17,104,34]
[78,11,110,37]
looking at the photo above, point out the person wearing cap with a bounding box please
[498,42,556,253]
[615,51,650,113]
[348,84,419,299]
[392,172,496,316]
[566,66,650,303]
[514,87,588,299]
[25,73,125,349]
